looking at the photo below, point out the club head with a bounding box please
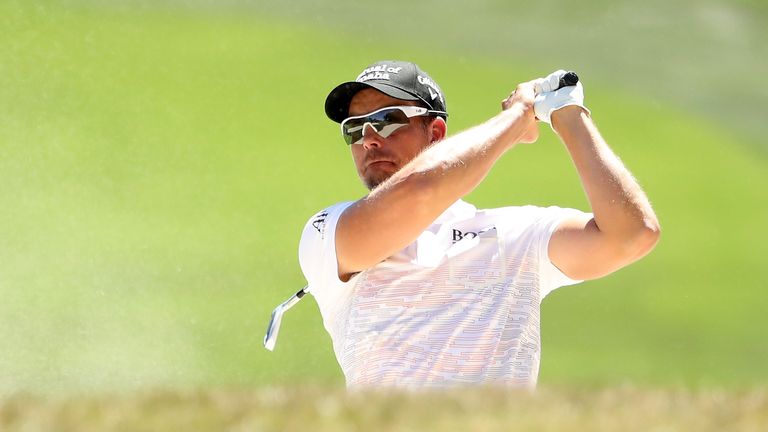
[263,286,308,352]
[263,304,284,351]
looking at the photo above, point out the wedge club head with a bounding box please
[263,286,308,351]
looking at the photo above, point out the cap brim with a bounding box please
[324,81,420,123]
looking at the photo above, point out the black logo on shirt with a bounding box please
[312,211,328,234]
[452,227,497,244]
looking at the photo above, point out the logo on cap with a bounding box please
[417,75,444,104]
[356,64,404,83]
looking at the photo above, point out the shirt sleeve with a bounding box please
[533,206,593,300]
[298,201,356,315]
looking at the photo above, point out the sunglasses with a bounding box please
[340,105,446,145]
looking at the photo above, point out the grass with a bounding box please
[2,386,768,431]
[0,0,767,398]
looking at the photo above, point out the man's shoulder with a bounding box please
[478,204,552,219]
[429,201,572,228]
[305,201,355,223]
[476,204,586,230]
[301,201,356,240]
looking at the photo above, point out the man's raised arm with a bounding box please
[548,106,661,280]
[335,83,538,280]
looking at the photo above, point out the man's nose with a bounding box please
[361,123,384,150]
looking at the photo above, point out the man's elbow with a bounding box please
[582,222,660,280]
[627,217,661,260]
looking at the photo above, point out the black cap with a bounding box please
[324,60,448,123]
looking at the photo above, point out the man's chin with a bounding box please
[364,172,394,190]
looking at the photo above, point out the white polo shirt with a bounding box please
[299,199,589,389]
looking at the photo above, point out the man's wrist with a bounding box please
[551,105,590,132]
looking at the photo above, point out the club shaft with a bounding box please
[282,286,308,311]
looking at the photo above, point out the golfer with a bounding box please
[299,60,660,389]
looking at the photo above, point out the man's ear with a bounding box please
[429,117,447,143]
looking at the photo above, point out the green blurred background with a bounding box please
[1,0,766,396]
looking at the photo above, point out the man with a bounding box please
[298,60,660,389]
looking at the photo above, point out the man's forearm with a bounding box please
[377,102,532,204]
[552,107,660,243]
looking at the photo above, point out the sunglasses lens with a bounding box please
[342,108,411,145]
[343,122,366,145]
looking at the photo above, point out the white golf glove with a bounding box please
[533,70,590,124]
[533,69,568,94]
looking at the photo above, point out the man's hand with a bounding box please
[533,69,569,94]
[533,70,590,124]
[501,81,539,144]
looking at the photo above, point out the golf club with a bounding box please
[263,285,309,351]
